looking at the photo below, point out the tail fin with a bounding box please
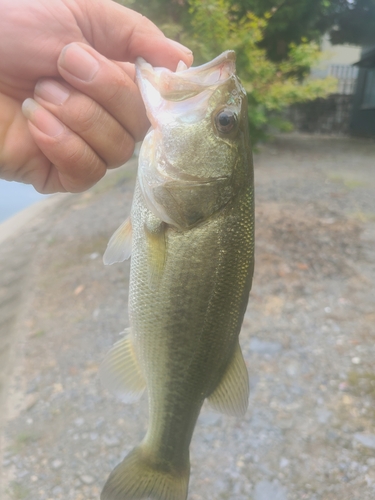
[100,445,190,500]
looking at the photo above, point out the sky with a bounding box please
[0,179,48,224]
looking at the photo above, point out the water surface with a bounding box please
[0,180,47,224]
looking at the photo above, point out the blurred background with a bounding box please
[118,0,375,142]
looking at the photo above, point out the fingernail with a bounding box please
[59,43,100,82]
[166,38,193,56]
[35,79,70,105]
[22,98,64,137]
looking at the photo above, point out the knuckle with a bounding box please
[106,75,132,107]
[133,116,149,142]
[108,134,135,168]
[63,143,105,190]
[67,99,103,135]
[65,141,90,166]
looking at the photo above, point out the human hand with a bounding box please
[0,0,192,193]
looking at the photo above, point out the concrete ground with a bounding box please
[0,134,374,500]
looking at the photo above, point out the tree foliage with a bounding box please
[232,0,375,56]
[186,0,336,141]
[330,0,375,46]
[117,0,336,142]
[228,0,335,61]
[120,1,375,53]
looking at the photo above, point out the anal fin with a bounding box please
[99,329,146,403]
[207,341,249,417]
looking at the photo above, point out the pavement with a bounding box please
[0,136,374,500]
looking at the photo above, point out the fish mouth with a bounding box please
[177,50,236,84]
[136,50,236,104]
[136,51,237,128]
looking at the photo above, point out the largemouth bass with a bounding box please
[101,50,254,500]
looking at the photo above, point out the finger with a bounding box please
[0,94,52,191]
[34,78,135,168]
[57,43,149,141]
[77,0,193,70]
[22,98,107,193]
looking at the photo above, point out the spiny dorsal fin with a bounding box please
[99,330,146,403]
[103,217,132,265]
[207,341,249,417]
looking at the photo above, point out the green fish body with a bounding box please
[101,51,254,500]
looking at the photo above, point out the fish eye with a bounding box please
[214,109,237,134]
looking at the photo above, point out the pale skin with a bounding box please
[0,0,193,194]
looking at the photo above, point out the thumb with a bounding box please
[76,0,193,70]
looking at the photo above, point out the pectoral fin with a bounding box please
[207,342,249,417]
[99,330,146,403]
[144,216,166,287]
[103,217,132,265]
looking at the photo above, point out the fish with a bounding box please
[100,50,254,500]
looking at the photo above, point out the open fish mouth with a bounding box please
[136,50,236,103]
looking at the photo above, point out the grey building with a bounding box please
[351,47,375,136]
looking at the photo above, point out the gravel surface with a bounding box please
[1,134,375,500]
